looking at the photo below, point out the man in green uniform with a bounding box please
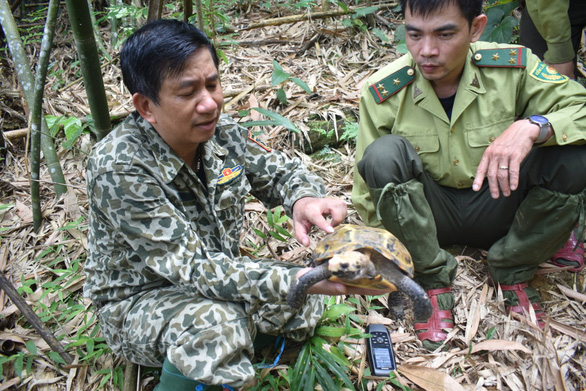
[85,20,384,390]
[352,0,586,351]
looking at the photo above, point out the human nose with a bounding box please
[196,90,219,113]
[419,37,438,57]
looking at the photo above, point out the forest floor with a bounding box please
[0,3,585,391]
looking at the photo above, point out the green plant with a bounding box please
[242,107,300,133]
[104,3,147,47]
[46,115,91,149]
[287,302,366,390]
[481,0,519,44]
[271,60,312,105]
[252,205,293,243]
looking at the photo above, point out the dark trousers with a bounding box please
[358,134,586,285]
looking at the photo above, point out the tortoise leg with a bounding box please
[387,291,405,320]
[287,263,331,309]
[396,275,432,322]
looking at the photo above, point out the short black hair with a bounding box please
[120,19,219,105]
[400,0,483,26]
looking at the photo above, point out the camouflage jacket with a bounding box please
[85,112,325,308]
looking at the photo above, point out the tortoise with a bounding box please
[287,224,432,321]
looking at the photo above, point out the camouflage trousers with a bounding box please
[97,286,324,387]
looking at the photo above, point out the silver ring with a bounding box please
[499,166,509,170]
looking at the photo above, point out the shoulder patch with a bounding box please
[529,62,568,84]
[472,47,526,68]
[248,130,272,151]
[217,165,243,185]
[369,66,416,104]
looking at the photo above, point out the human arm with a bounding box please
[525,0,575,77]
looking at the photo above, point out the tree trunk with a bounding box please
[0,0,67,196]
[147,0,163,21]
[65,0,112,140]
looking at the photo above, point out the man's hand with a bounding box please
[292,197,347,246]
[472,119,550,198]
[296,267,390,296]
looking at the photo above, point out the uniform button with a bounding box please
[474,53,482,61]
[414,145,420,152]
[489,136,495,142]
[453,160,459,166]
[450,127,455,134]
[458,182,463,187]
[562,134,568,141]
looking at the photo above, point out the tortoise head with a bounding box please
[328,251,377,280]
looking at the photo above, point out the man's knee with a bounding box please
[358,134,421,187]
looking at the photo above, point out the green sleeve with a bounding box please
[526,0,574,63]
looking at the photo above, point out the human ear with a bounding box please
[470,14,487,42]
[132,93,157,125]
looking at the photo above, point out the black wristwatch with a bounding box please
[527,115,551,144]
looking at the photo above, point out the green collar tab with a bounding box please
[369,66,416,104]
[472,47,526,68]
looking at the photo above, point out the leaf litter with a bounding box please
[0,5,585,391]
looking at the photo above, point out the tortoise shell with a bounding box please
[313,224,414,290]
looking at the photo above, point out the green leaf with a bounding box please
[271,60,291,86]
[268,230,288,242]
[14,354,24,377]
[290,77,312,93]
[372,28,389,42]
[25,340,37,355]
[312,347,354,389]
[251,108,300,133]
[355,6,378,17]
[274,225,293,238]
[321,303,356,321]
[315,325,347,338]
[276,88,288,104]
[312,355,339,390]
[48,351,67,365]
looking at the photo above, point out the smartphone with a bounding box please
[366,324,396,376]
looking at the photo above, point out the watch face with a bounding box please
[529,115,549,124]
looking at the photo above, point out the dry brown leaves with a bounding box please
[0,5,585,391]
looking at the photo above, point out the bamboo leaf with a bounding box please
[312,346,354,389]
[312,354,339,390]
[354,6,378,17]
[272,60,290,86]
[321,303,355,321]
[315,325,347,338]
[290,77,312,93]
[251,108,300,133]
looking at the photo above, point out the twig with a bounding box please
[0,272,74,364]
[237,2,399,31]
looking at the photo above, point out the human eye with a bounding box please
[407,31,421,40]
[438,31,455,39]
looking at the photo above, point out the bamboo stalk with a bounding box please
[0,272,73,365]
[29,0,60,231]
[65,0,112,140]
[0,0,67,196]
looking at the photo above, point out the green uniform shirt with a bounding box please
[352,41,586,227]
[85,112,325,307]
[525,0,574,63]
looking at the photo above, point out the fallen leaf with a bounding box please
[469,339,531,354]
[398,364,465,391]
[557,284,586,303]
